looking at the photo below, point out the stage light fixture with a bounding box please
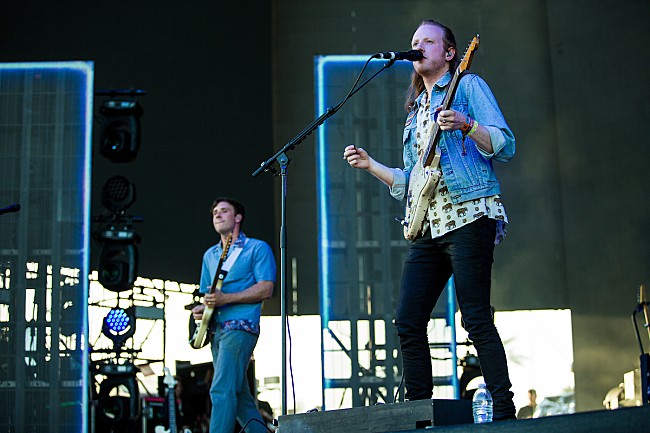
[101,307,136,347]
[101,175,136,214]
[99,99,143,163]
[95,363,140,432]
[97,227,139,292]
[459,353,483,399]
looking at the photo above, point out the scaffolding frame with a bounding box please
[315,56,459,410]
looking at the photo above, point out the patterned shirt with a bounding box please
[416,91,508,244]
[221,319,260,335]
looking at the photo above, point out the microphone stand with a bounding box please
[0,203,21,216]
[632,284,650,405]
[252,58,398,416]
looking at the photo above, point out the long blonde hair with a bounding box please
[404,20,459,113]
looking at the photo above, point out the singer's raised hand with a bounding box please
[343,144,395,187]
[343,145,370,170]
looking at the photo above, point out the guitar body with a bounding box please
[189,305,214,349]
[401,35,480,240]
[189,234,232,349]
[189,280,222,349]
[403,155,441,240]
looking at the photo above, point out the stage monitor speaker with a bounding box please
[277,399,472,433]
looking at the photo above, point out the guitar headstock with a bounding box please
[639,284,647,304]
[221,232,234,260]
[457,34,480,74]
[163,367,176,388]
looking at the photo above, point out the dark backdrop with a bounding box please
[3,0,650,413]
[0,1,276,293]
[271,0,650,411]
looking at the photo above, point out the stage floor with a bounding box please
[278,401,648,433]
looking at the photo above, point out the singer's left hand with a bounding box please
[436,107,465,131]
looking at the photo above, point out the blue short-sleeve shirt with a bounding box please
[199,233,276,329]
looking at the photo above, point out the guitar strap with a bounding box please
[218,237,248,278]
[204,238,248,335]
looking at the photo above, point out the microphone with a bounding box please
[0,203,21,215]
[372,50,423,61]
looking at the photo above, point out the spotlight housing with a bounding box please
[97,228,139,292]
[96,363,140,430]
[99,99,143,163]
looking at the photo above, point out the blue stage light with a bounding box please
[101,307,136,346]
[105,308,130,333]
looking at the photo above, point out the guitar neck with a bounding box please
[422,69,464,167]
[441,69,464,111]
[207,234,233,294]
[207,266,223,295]
[420,34,479,167]
[168,385,177,431]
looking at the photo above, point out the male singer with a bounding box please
[343,20,516,420]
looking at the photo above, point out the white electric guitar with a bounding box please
[402,35,480,240]
[155,367,191,433]
[189,233,233,349]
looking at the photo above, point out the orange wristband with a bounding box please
[461,115,472,133]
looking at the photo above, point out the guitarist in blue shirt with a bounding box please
[343,20,516,420]
[191,197,276,433]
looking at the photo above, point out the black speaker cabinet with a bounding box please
[277,399,472,433]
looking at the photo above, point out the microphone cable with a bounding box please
[287,314,297,415]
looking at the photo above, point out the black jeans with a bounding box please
[394,217,515,419]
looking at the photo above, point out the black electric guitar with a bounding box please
[189,233,233,349]
[155,368,191,433]
[402,35,480,240]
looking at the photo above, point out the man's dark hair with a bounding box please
[210,197,246,229]
[404,20,459,113]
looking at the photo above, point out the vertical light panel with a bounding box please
[315,56,415,409]
[315,56,370,332]
[0,61,93,433]
[314,56,461,409]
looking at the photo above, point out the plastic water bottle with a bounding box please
[472,383,493,423]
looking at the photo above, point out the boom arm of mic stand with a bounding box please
[252,107,334,177]
[249,57,396,416]
[251,58,397,178]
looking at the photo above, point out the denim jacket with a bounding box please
[389,72,515,205]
